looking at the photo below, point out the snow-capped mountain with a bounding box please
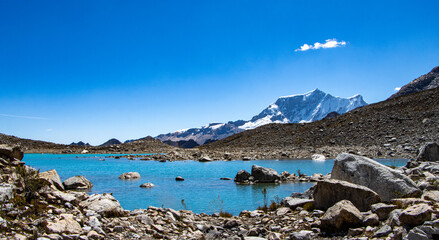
[156,89,367,145]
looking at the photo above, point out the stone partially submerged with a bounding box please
[332,153,421,201]
[119,172,141,180]
[234,165,281,183]
[234,170,251,182]
[313,179,381,211]
[251,165,280,183]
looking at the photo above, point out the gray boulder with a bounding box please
[45,214,82,234]
[320,200,363,232]
[417,142,439,162]
[0,183,14,202]
[290,230,314,240]
[281,197,314,210]
[63,175,93,190]
[313,179,381,211]
[251,165,280,183]
[119,172,141,180]
[39,169,65,191]
[398,203,432,227]
[373,225,392,238]
[79,193,124,217]
[406,219,439,240]
[0,145,23,160]
[371,203,396,220]
[140,183,154,188]
[234,170,251,182]
[198,155,212,162]
[332,153,421,201]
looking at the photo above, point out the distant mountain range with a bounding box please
[157,89,367,145]
[70,141,90,146]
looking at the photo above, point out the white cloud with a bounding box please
[0,114,49,120]
[46,129,53,132]
[394,87,401,91]
[295,39,347,52]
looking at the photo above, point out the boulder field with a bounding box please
[0,143,439,239]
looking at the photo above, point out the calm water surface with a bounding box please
[23,154,407,215]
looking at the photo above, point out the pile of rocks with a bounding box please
[234,165,325,184]
[1,143,439,239]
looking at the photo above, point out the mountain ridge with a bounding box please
[157,89,367,145]
[390,66,439,99]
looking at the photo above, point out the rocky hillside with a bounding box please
[0,134,175,154]
[201,87,439,159]
[390,66,439,99]
[157,89,367,145]
[99,138,122,147]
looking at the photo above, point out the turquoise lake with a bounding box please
[23,154,407,215]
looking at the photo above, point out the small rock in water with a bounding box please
[140,183,154,188]
[220,177,232,180]
[176,176,184,181]
[119,172,141,180]
[63,175,93,190]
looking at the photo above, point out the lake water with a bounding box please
[23,154,407,215]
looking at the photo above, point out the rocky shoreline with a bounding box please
[1,143,439,239]
[20,144,417,163]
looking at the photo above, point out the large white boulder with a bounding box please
[79,193,123,217]
[332,153,421,201]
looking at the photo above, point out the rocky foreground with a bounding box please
[1,143,439,239]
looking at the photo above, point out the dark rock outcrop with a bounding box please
[323,111,340,120]
[0,145,23,160]
[234,165,280,183]
[175,176,184,181]
[163,139,199,148]
[416,142,439,162]
[234,170,251,182]
[251,165,280,183]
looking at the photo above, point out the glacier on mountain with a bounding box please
[156,89,367,145]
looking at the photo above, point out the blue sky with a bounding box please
[1,0,438,145]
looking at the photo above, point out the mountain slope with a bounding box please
[99,138,122,146]
[390,66,439,99]
[157,89,367,145]
[201,86,439,159]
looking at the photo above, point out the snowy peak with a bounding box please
[156,89,367,145]
[254,89,366,124]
